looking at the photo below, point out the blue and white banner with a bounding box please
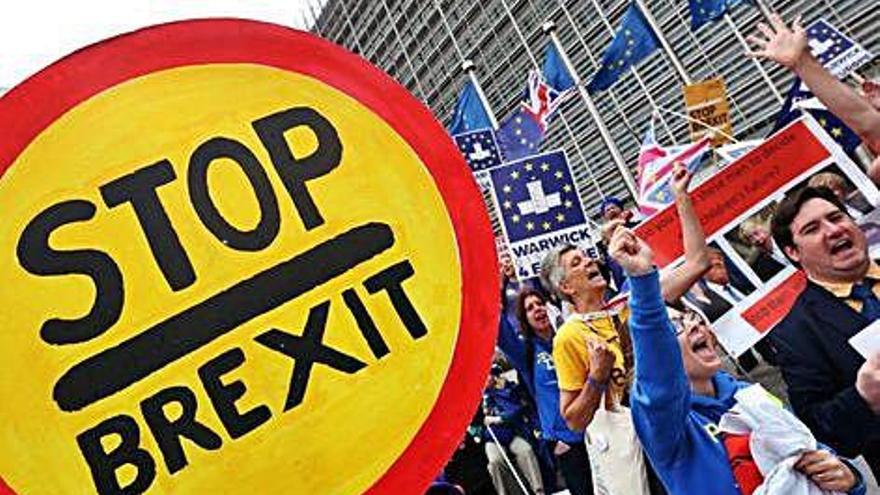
[806,19,872,79]
[454,128,503,174]
[489,150,593,279]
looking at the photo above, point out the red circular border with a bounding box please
[0,19,498,494]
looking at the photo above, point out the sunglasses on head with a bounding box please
[670,310,707,336]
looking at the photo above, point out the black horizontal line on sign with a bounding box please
[53,222,396,412]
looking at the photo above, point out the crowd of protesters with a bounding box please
[432,13,880,495]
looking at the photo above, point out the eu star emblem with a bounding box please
[454,129,503,173]
[489,150,586,243]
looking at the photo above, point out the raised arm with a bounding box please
[496,262,528,373]
[659,162,710,303]
[747,13,880,149]
[609,228,690,464]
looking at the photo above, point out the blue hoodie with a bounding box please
[627,270,865,495]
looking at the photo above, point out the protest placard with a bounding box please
[806,18,873,79]
[683,78,733,147]
[636,116,880,357]
[490,150,595,280]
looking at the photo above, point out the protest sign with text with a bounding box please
[683,78,733,147]
[490,150,594,280]
[636,116,880,356]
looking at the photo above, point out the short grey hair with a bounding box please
[540,244,577,302]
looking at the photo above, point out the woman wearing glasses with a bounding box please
[607,226,865,495]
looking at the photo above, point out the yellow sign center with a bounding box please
[0,64,462,494]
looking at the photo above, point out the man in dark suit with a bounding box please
[771,186,880,478]
[740,218,788,282]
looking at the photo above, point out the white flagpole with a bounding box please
[379,0,428,102]
[484,425,531,494]
[461,61,500,130]
[582,0,677,142]
[633,0,692,84]
[542,21,639,198]
[723,14,784,104]
[433,0,500,129]
[497,0,628,200]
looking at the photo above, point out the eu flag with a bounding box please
[542,44,575,92]
[772,78,861,153]
[689,0,747,30]
[490,150,586,243]
[587,2,659,94]
[496,109,544,162]
[449,80,493,135]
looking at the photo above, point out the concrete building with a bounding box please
[314,0,878,216]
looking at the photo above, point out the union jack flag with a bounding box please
[497,70,574,162]
[637,117,711,217]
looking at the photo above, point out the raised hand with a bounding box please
[600,217,626,244]
[746,13,808,69]
[608,227,654,277]
[670,161,692,199]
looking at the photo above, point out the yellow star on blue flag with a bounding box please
[587,2,660,94]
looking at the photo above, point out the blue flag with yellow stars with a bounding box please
[587,1,660,94]
[689,0,748,30]
[449,80,493,135]
[454,128,503,173]
[489,150,586,243]
[496,108,544,162]
[772,78,861,154]
[542,43,576,92]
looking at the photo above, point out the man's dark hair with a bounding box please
[771,186,849,264]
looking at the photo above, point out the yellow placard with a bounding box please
[683,78,733,147]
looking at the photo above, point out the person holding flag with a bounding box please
[746,13,880,182]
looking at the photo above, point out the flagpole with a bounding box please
[461,60,500,130]
[581,0,676,142]
[542,21,639,198]
[554,0,641,141]
[723,14,784,104]
[496,0,610,200]
[433,0,500,129]
[379,0,428,102]
[633,0,692,84]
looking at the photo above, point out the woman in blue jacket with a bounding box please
[497,281,594,495]
[607,226,865,495]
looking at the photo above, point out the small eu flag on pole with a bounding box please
[449,80,493,135]
[689,0,747,30]
[542,43,576,93]
[587,1,660,94]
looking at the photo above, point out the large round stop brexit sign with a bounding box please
[0,19,497,494]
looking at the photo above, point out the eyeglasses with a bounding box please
[670,310,706,336]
